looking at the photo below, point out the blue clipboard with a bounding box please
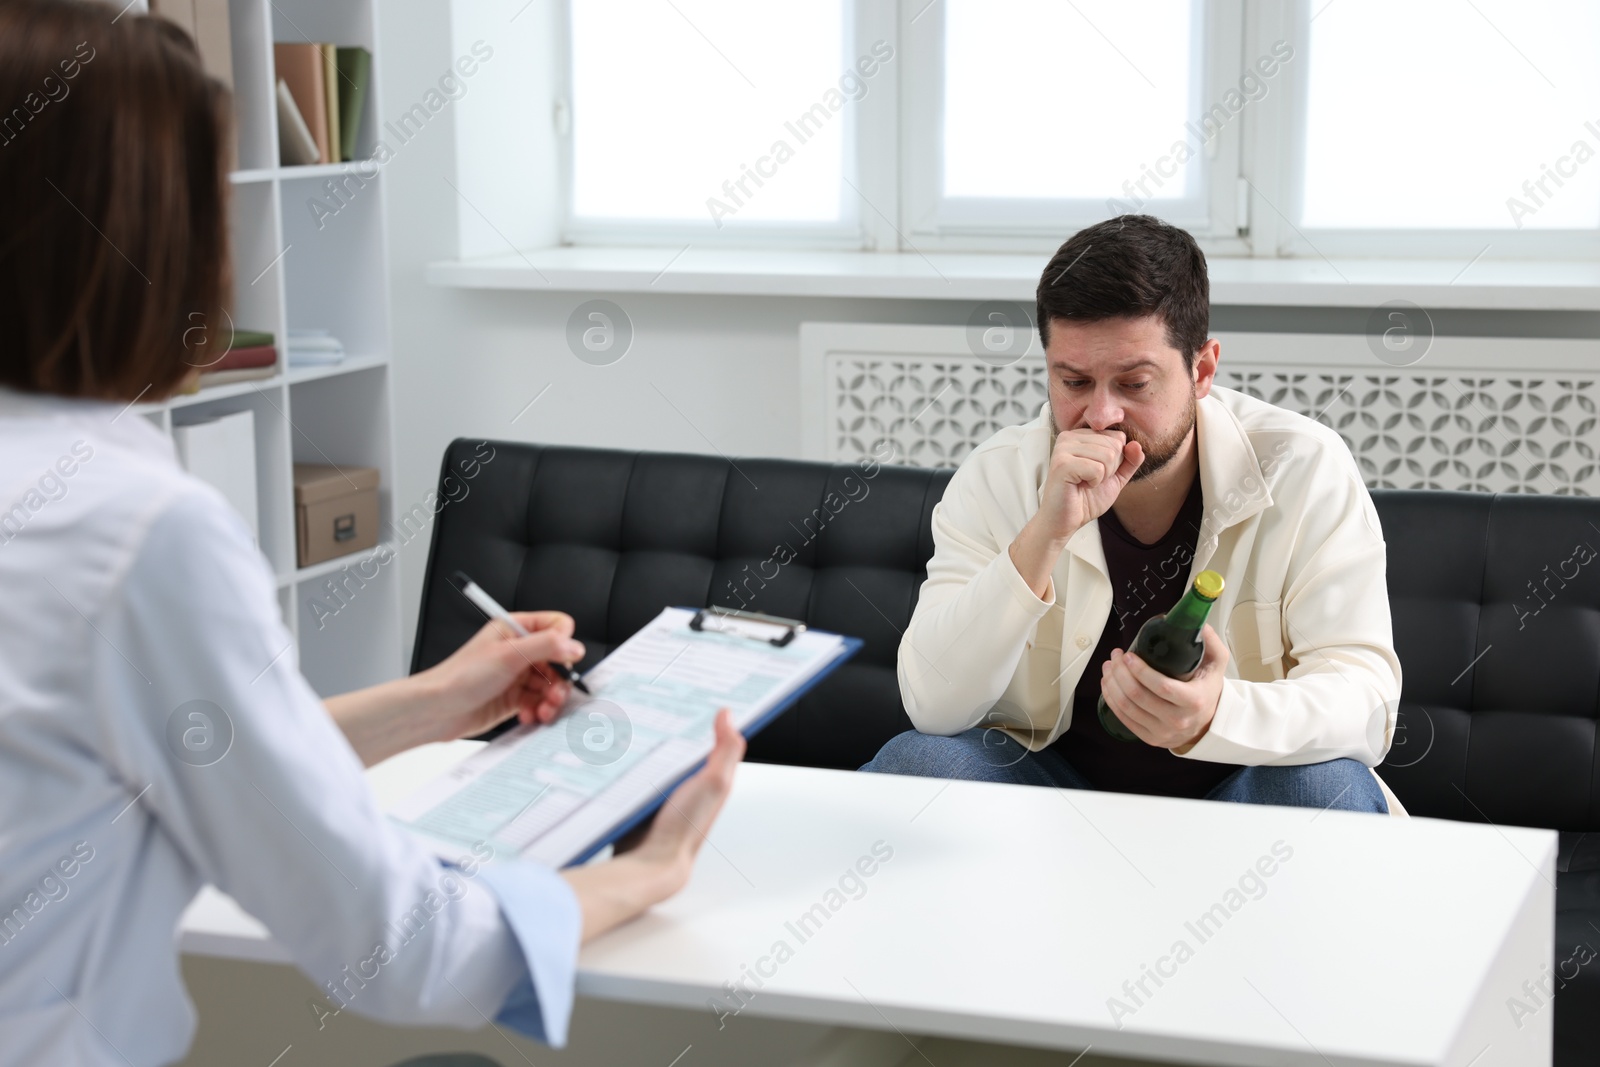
[563,608,864,867]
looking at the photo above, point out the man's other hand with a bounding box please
[1100,623,1230,750]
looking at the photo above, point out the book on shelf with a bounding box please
[335,48,372,163]
[274,43,330,164]
[173,409,259,545]
[227,329,275,350]
[195,366,277,387]
[276,79,319,167]
[148,0,233,87]
[150,0,236,164]
[209,344,277,372]
[320,44,340,166]
[273,42,371,166]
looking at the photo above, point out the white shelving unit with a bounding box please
[136,0,402,697]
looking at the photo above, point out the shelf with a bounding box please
[286,353,387,384]
[281,540,396,588]
[425,246,1600,311]
[164,375,283,410]
[275,160,383,183]
[231,164,383,185]
[130,355,387,415]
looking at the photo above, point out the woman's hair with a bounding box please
[0,0,232,401]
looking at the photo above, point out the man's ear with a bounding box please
[1192,338,1221,398]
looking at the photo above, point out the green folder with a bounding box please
[225,329,274,350]
[335,47,371,163]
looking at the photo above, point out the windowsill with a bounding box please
[424,247,1600,310]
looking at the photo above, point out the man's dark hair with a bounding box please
[1035,215,1209,372]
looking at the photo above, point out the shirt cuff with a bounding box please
[1171,679,1241,761]
[476,860,583,1047]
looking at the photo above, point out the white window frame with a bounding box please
[899,0,1247,253]
[549,0,1600,261]
[1254,0,1600,262]
[556,0,897,250]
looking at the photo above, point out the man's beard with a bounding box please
[1050,391,1197,482]
[1120,393,1196,481]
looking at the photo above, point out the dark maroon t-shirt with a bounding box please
[1051,473,1238,798]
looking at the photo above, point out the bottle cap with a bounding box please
[1193,570,1224,600]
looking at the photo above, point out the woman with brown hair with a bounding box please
[0,3,743,1064]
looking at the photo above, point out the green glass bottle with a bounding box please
[1097,569,1225,742]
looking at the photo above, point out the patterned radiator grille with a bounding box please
[823,356,1598,496]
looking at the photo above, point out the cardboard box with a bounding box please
[294,463,379,568]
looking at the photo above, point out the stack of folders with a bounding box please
[173,410,259,545]
[286,329,345,368]
[275,44,371,166]
[180,329,277,392]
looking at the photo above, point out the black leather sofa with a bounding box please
[412,438,1600,1064]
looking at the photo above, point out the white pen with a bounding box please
[450,569,590,693]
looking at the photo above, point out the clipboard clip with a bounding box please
[689,605,807,647]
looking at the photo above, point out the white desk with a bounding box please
[181,745,1556,1067]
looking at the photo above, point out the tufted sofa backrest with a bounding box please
[412,439,951,769]
[1370,490,1600,830]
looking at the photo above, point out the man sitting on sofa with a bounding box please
[860,215,1404,815]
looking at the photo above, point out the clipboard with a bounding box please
[389,604,866,869]
[562,606,863,867]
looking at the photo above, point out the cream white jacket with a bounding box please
[896,385,1406,815]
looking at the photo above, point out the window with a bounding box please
[903,0,1236,246]
[564,0,865,245]
[943,3,1198,202]
[1277,0,1600,257]
[556,0,1600,257]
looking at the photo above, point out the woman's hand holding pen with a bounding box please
[323,610,584,767]
[423,610,588,739]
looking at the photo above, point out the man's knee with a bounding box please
[859,727,1024,781]
[860,729,975,776]
[1221,758,1387,813]
[1273,758,1387,812]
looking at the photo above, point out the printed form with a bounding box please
[388,607,849,867]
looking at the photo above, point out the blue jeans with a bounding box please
[859,728,1387,813]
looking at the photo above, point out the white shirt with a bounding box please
[896,388,1406,813]
[0,388,580,1066]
